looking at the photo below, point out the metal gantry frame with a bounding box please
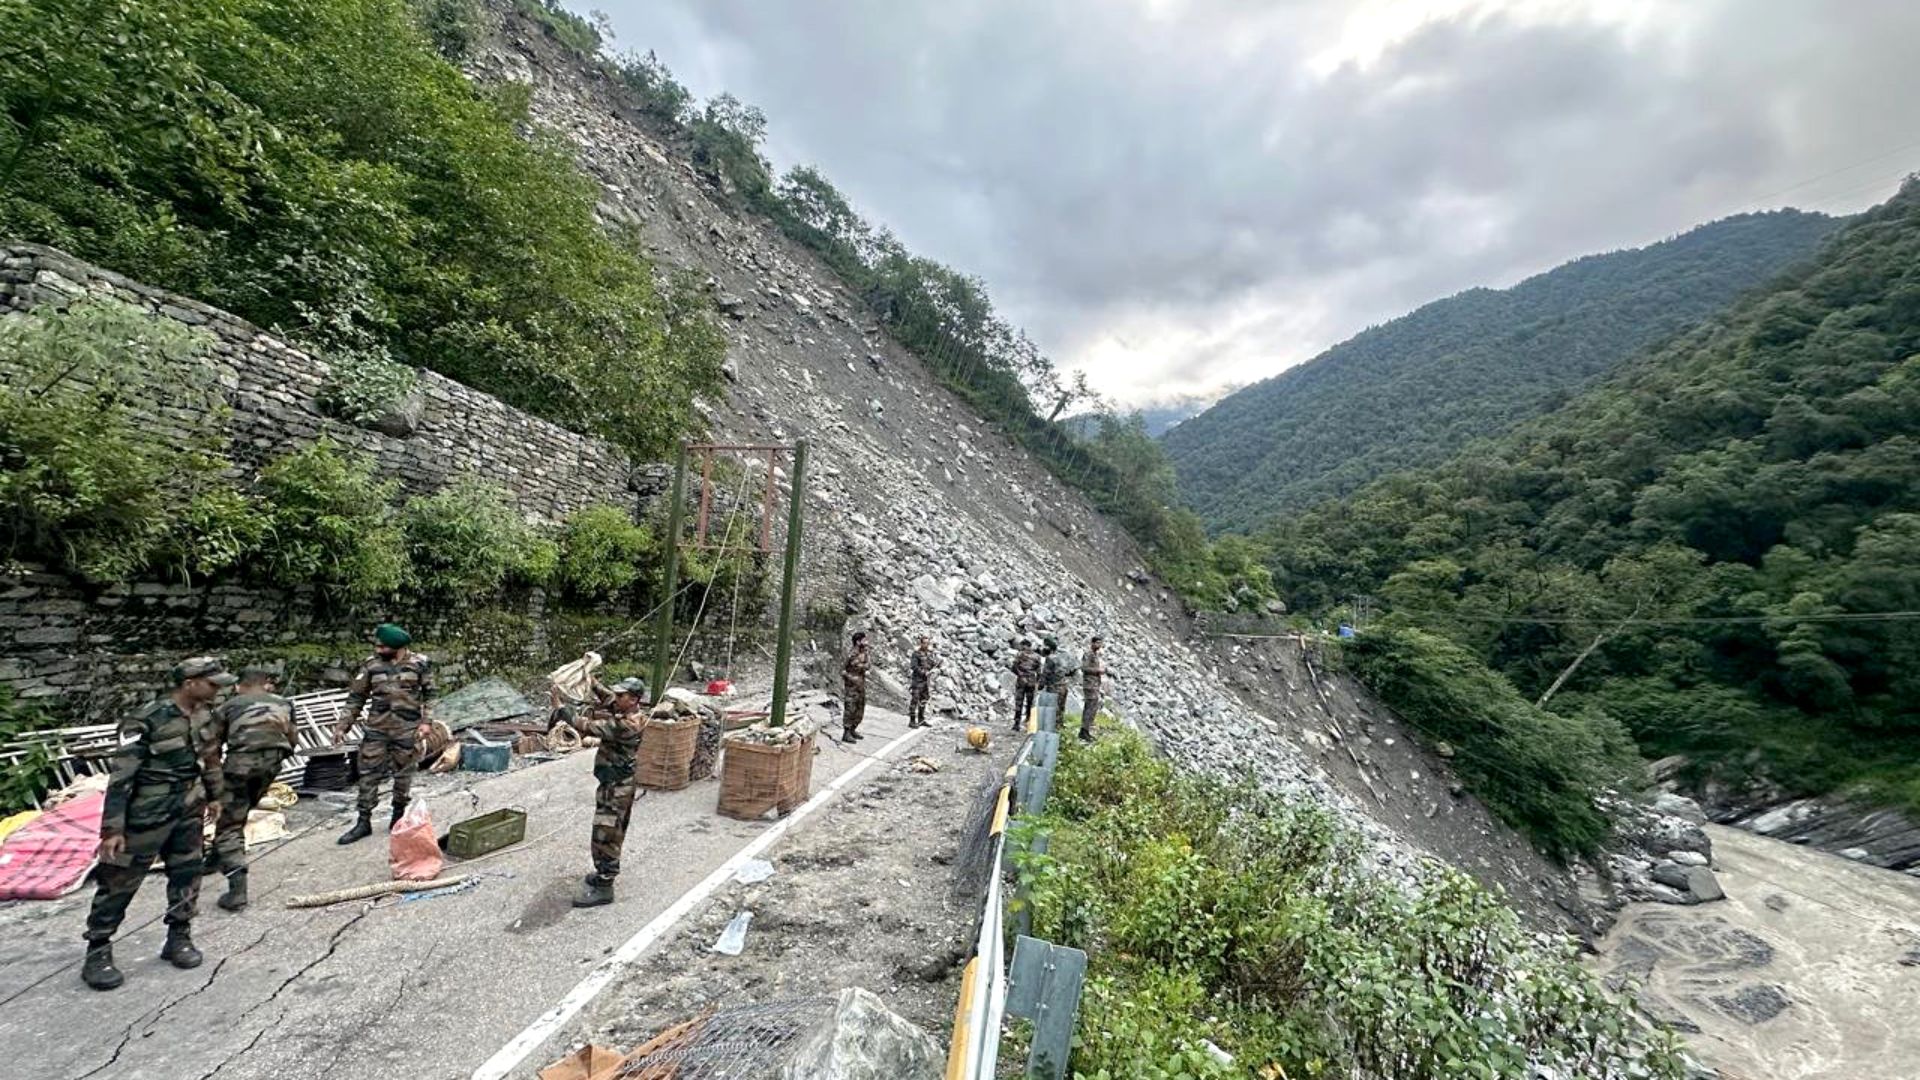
[650,441,808,728]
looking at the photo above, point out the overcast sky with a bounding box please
[582,1,1920,409]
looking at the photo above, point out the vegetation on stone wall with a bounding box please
[1,0,723,460]
[0,299,253,583]
[1014,730,1685,1079]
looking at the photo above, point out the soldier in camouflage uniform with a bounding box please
[1039,636,1073,726]
[1079,635,1108,742]
[572,678,650,908]
[81,656,235,991]
[203,665,297,912]
[1009,639,1041,731]
[841,630,870,742]
[333,623,433,845]
[907,635,938,728]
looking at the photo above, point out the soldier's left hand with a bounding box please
[416,721,432,743]
[204,802,223,824]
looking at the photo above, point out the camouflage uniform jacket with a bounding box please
[343,652,434,730]
[203,690,297,798]
[576,704,649,783]
[1081,648,1107,687]
[909,647,939,686]
[1011,651,1041,689]
[102,699,220,836]
[844,644,870,689]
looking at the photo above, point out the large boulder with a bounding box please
[785,987,944,1080]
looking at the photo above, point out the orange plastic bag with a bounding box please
[389,798,442,881]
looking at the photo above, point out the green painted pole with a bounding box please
[650,444,689,701]
[768,440,807,728]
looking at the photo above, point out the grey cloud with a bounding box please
[588,0,1920,404]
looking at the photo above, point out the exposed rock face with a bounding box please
[457,13,1650,934]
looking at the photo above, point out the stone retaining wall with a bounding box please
[0,242,640,521]
[0,243,666,720]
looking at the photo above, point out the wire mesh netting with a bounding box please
[613,997,837,1079]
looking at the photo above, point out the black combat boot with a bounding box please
[389,799,409,830]
[81,943,123,991]
[572,874,615,908]
[160,924,203,969]
[337,811,373,845]
[218,869,249,912]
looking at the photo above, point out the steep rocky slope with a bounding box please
[466,16,1603,930]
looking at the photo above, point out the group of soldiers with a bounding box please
[78,620,646,991]
[839,630,1112,742]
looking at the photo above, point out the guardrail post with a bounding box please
[1015,762,1053,817]
[1036,691,1059,733]
[1006,934,1087,1080]
[1032,731,1060,772]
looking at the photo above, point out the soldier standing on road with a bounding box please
[203,665,297,912]
[571,677,650,908]
[907,635,938,729]
[1079,635,1108,742]
[842,630,870,742]
[82,656,235,991]
[1039,636,1072,725]
[1009,638,1041,732]
[333,623,433,845]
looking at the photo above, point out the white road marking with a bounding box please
[471,727,923,1080]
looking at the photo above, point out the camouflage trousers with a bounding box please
[211,767,279,872]
[1080,686,1103,735]
[590,771,640,881]
[355,721,417,814]
[1012,683,1037,728]
[86,813,202,943]
[908,679,931,724]
[842,681,866,735]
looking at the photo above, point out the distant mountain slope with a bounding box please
[1266,181,1920,818]
[1164,210,1843,531]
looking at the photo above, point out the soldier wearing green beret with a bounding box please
[81,656,235,991]
[332,623,434,845]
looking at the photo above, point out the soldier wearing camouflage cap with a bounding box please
[202,664,297,912]
[571,677,650,908]
[333,624,434,845]
[81,656,234,991]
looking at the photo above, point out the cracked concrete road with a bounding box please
[0,707,919,1080]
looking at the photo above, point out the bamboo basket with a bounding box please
[636,716,699,791]
[716,731,815,820]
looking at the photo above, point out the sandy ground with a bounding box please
[0,702,931,1080]
[1592,824,1920,1080]
[531,704,1018,1074]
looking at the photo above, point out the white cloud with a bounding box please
[586,0,1920,407]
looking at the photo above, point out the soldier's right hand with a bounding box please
[331,727,345,747]
[98,833,125,862]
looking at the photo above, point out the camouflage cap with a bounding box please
[609,677,648,697]
[238,663,283,682]
[173,656,239,687]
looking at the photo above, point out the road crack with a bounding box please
[67,927,272,1080]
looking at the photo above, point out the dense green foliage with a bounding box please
[0,299,252,583]
[1016,730,1684,1079]
[1,0,723,459]
[1266,184,1920,812]
[256,440,408,602]
[557,503,655,601]
[1342,624,1641,858]
[400,478,558,596]
[1166,212,1842,531]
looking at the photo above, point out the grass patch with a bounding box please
[1014,728,1685,1079]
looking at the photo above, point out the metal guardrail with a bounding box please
[946,692,1087,1080]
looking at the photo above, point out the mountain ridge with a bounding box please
[1165,209,1845,530]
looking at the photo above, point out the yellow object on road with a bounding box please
[0,809,40,846]
[965,727,990,751]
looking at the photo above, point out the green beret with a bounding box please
[374,623,412,648]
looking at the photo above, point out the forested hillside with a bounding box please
[1166,210,1842,531]
[1267,182,1920,813]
